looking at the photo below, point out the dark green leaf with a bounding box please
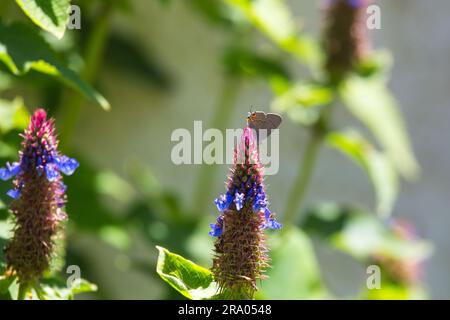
[223,47,289,79]
[0,22,109,110]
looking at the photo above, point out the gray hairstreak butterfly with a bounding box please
[246,111,282,140]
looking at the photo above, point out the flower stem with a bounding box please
[58,3,114,149]
[17,283,30,300]
[283,106,332,225]
[192,76,241,215]
[283,131,323,225]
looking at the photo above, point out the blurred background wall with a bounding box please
[70,0,450,298]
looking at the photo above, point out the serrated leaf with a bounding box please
[156,246,219,300]
[0,22,110,110]
[15,0,71,39]
[339,75,419,180]
[327,130,399,218]
[257,228,329,299]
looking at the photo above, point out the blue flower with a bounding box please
[263,207,282,230]
[252,191,268,213]
[214,192,233,212]
[265,218,282,230]
[7,189,21,200]
[45,163,60,182]
[209,223,223,237]
[209,216,224,237]
[56,156,79,176]
[234,192,245,211]
[0,162,20,181]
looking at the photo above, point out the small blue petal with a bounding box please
[209,223,223,237]
[45,164,60,182]
[253,192,268,212]
[0,162,20,181]
[265,219,282,230]
[57,156,79,176]
[214,192,232,212]
[234,192,245,211]
[7,162,20,176]
[0,168,10,181]
[262,207,282,229]
[7,189,21,199]
[263,207,270,218]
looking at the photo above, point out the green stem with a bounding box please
[192,76,241,215]
[58,4,114,149]
[282,104,333,225]
[283,130,323,225]
[17,283,30,300]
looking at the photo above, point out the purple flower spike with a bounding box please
[0,109,78,284]
[210,127,281,299]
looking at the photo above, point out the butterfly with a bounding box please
[246,110,282,139]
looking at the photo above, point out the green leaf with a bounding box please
[225,0,321,67]
[327,130,399,218]
[0,22,110,110]
[156,246,218,300]
[332,212,432,262]
[272,82,333,126]
[15,0,71,39]
[37,277,98,300]
[0,97,30,134]
[257,228,329,299]
[223,47,289,79]
[339,75,419,180]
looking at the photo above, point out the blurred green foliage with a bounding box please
[0,0,431,300]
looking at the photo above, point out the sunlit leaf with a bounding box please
[15,0,71,39]
[339,75,419,180]
[302,204,432,288]
[0,97,30,134]
[0,269,16,300]
[225,0,321,66]
[156,246,219,300]
[327,130,398,217]
[257,228,329,299]
[37,277,98,300]
[272,82,333,125]
[332,213,432,262]
[0,22,110,110]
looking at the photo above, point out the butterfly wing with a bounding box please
[247,111,267,130]
[265,113,282,129]
[247,111,282,140]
